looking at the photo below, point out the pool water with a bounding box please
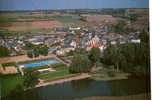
[25,60,57,68]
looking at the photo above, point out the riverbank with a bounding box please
[90,76,128,81]
[75,93,150,100]
[36,73,91,88]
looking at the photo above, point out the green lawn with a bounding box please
[44,74,79,82]
[0,74,24,97]
[91,69,109,75]
[2,62,16,69]
[39,70,69,79]
[0,16,20,22]
[23,65,50,72]
[51,63,67,71]
[91,68,128,81]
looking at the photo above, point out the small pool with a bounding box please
[24,60,57,68]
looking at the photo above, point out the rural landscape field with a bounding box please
[0,0,150,100]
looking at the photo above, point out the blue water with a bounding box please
[25,60,57,68]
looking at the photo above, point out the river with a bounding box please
[3,78,150,100]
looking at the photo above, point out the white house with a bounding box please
[131,39,141,43]
[69,27,81,30]
[70,40,77,48]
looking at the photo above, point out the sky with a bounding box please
[0,0,149,11]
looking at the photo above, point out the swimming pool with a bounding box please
[25,60,57,68]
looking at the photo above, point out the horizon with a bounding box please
[0,0,149,11]
[0,8,149,12]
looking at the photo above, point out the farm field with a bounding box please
[0,12,84,34]
[0,11,124,34]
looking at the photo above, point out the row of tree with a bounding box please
[27,45,49,58]
[102,30,150,75]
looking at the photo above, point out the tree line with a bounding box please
[69,30,150,76]
[24,43,49,58]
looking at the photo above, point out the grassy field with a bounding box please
[38,63,79,82]
[0,16,20,23]
[91,69,128,81]
[53,16,81,23]
[0,74,24,97]
[91,68,109,74]
[39,70,69,79]
[23,65,50,72]
[2,62,16,69]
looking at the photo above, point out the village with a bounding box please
[0,25,141,58]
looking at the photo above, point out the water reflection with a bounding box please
[71,78,94,92]
[3,89,42,100]
[3,79,150,100]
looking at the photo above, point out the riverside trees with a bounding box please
[23,71,40,88]
[88,47,101,67]
[102,38,149,75]
[69,47,101,73]
[69,54,92,73]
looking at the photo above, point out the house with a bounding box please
[130,39,141,43]
[99,45,106,52]
[56,45,75,56]
[111,41,117,45]
[69,27,81,31]
[102,40,107,45]
[31,39,44,45]
[70,40,77,48]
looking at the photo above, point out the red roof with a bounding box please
[74,38,81,43]
[91,42,101,47]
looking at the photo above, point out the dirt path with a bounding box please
[36,74,91,88]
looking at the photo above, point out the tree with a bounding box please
[129,14,138,23]
[33,48,39,57]
[23,43,35,50]
[69,55,91,73]
[0,46,10,57]
[102,42,150,75]
[75,48,87,55]
[139,29,149,43]
[103,45,124,72]
[27,51,33,58]
[23,71,40,88]
[111,45,124,72]
[39,45,49,56]
[88,47,101,67]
